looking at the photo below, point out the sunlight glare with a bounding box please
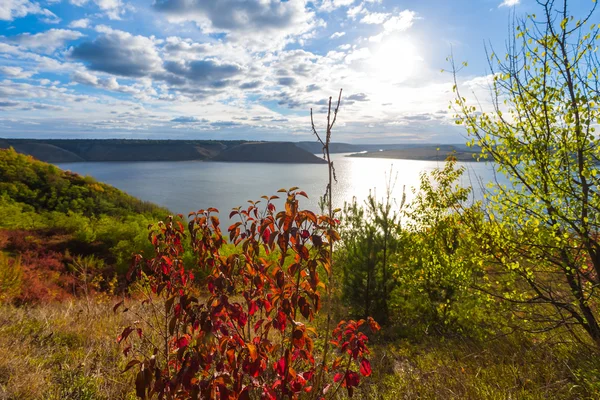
[370,36,421,84]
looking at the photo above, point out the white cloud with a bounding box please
[347,3,365,19]
[369,10,416,42]
[345,47,371,63]
[499,0,519,7]
[0,66,35,78]
[0,0,59,22]
[153,0,318,50]
[383,11,416,32]
[68,18,90,28]
[69,26,162,77]
[330,31,345,39]
[69,0,127,20]
[3,29,84,54]
[0,41,84,75]
[71,70,99,85]
[320,0,355,12]
[94,0,126,19]
[360,12,389,24]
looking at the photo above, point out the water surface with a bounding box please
[57,154,501,219]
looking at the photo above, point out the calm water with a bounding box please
[56,154,501,220]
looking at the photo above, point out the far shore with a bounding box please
[347,147,481,162]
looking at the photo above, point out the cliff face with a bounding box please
[0,139,324,163]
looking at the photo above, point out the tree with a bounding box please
[338,171,404,325]
[454,0,600,346]
[400,158,489,334]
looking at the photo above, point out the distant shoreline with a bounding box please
[0,139,326,164]
[347,146,481,162]
[0,138,483,164]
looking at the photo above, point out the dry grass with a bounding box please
[0,298,135,400]
[354,334,600,400]
[1,297,599,400]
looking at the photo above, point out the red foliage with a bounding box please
[18,250,74,303]
[118,189,380,399]
[0,229,88,303]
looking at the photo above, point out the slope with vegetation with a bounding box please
[0,147,170,304]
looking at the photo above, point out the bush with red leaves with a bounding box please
[116,188,379,399]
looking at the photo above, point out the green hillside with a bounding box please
[0,148,171,304]
[0,147,168,218]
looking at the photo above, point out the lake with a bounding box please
[56,154,502,220]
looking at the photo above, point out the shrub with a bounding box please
[116,189,380,399]
[398,158,492,335]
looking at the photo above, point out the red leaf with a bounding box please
[275,357,286,376]
[359,358,372,377]
[117,327,134,344]
[254,319,264,333]
[333,372,344,383]
[262,228,271,243]
[177,336,189,348]
[248,300,259,316]
[346,371,360,387]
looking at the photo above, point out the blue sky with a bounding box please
[0,0,594,143]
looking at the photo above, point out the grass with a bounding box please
[354,333,600,400]
[0,298,136,400]
[1,297,599,400]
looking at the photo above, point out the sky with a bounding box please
[0,0,594,143]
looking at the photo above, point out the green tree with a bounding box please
[454,0,600,346]
[338,172,404,324]
[400,158,490,334]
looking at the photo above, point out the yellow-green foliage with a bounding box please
[454,1,600,346]
[0,253,21,303]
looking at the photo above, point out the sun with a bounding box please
[369,36,421,84]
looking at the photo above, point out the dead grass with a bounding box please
[0,298,135,400]
[1,297,599,400]
[354,334,600,400]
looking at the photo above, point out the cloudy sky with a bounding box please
[0,0,585,143]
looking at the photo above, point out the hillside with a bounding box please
[0,148,170,303]
[211,141,327,163]
[0,139,324,163]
